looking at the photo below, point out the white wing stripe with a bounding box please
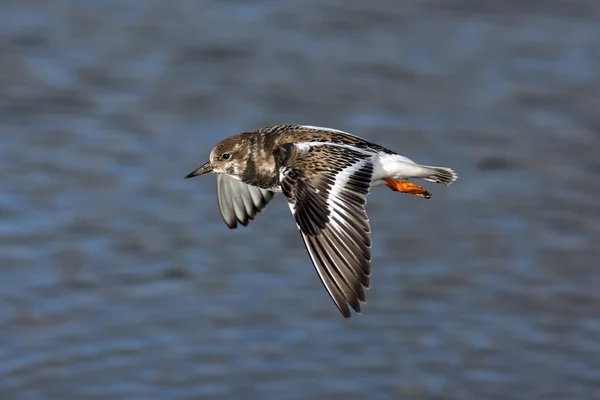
[298,125,366,141]
[293,141,375,156]
[327,158,369,220]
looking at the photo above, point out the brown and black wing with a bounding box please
[264,124,396,155]
[278,143,374,318]
[217,174,276,229]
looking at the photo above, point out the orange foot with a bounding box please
[384,178,431,199]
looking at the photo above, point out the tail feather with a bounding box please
[421,166,458,185]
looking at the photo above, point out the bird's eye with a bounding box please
[222,153,231,160]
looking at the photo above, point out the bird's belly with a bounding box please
[371,154,421,183]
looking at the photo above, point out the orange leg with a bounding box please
[384,178,431,199]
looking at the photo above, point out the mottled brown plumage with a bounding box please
[185,124,457,318]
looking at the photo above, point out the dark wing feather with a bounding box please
[217,174,276,229]
[279,143,373,318]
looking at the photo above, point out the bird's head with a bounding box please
[184,134,249,180]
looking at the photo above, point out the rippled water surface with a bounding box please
[2,1,600,399]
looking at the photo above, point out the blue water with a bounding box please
[1,1,600,399]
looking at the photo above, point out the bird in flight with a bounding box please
[185,125,457,318]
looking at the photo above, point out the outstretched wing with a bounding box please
[278,143,374,318]
[217,174,276,229]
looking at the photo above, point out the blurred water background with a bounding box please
[1,1,600,399]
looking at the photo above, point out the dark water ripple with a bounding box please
[1,1,600,399]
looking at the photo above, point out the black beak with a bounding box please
[184,161,213,179]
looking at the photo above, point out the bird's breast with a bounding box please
[241,157,279,189]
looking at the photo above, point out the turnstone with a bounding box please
[185,125,457,318]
